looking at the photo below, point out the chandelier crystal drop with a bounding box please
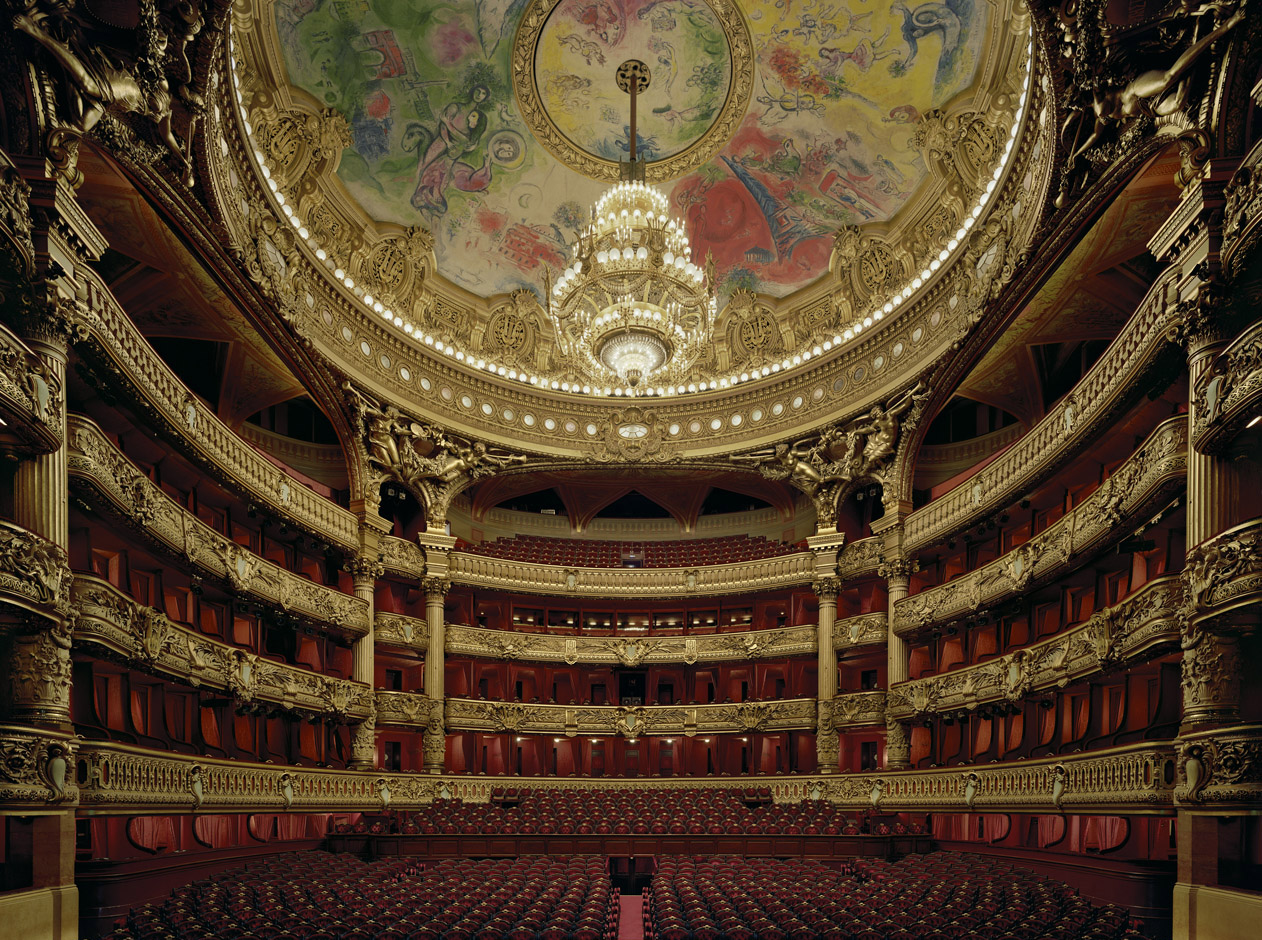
[547,61,716,390]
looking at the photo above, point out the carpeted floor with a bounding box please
[618,893,644,939]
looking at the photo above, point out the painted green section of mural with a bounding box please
[274,0,989,299]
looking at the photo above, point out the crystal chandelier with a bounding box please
[548,61,716,389]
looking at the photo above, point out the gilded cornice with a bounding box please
[66,415,368,637]
[444,696,817,737]
[380,535,426,579]
[0,724,78,809]
[0,520,73,616]
[446,550,816,598]
[1192,317,1262,455]
[902,265,1186,554]
[72,575,373,721]
[206,19,1049,461]
[73,269,360,550]
[887,574,1184,720]
[1182,516,1262,634]
[441,624,816,666]
[374,612,429,654]
[833,613,889,652]
[894,415,1188,636]
[0,320,63,456]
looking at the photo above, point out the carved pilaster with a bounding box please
[347,554,383,688]
[422,576,449,772]
[1180,624,1243,732]
[349,715,377,771]
[1,615,73,727]
[815,699,839,773]
[813,575,840,775]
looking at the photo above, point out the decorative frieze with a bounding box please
[374,612,430,653]
[444,697,817,737]
[1176,724,1262,807]
[833,613,888,651]
[831,691,887,729]
[834,537,882,579]
[67,416,368,636]
[75,269,360,550]
[826,741,1177,812]
[1183,517,1262,630]
[887,575,1184,719]
[375,690,438,729]
[1192,318,1262,455]
[69,737,1181,814]
[380,535,426,578]
[894,415,1186,636]
[0,521,73,614]
[902,268,1184,553]
[0,321,63,455]
[0,725,78,808]
[447,550,816,598]
[439,624,816,666]
[71,575,373,721]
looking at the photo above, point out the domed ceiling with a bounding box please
[271,0,993,300]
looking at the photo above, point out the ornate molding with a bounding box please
[831,691,887,729]
[833,613,888,652]
[380,535,426,578]
[374,612,430,653]
[0,521,73,615]
[1176,724,1262,807]
[0,725,78,808]
[1182,517,1262,632]
[894,415,1187,636]
[1192,317,1262,455]
[827,740,1177,813]
[902,267,1186,553]
[888,575,1184,719]
[74,269,360,550]
[835,538,882,580]
[71,575,372,721]
[0,320,63,455]
[66,415,368,636]
[447,549,815,598]
[440,623,815,666]
[375,691,439,729]
[444,697,816,737]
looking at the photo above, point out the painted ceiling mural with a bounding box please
[275,0,989,299]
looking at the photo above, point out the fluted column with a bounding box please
[347,556,383,770]
[422,576,450,773]
[813,577,840,773]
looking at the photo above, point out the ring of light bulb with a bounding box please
[228,27,1033,399]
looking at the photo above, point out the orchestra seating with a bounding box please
[645,855,1151,940]
[99,854,618,940]
[460,534,803,568]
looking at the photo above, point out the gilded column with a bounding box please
[347,555,383,770]
[422,576,450,773]
[813,577,840,773]
[879,556,914,770]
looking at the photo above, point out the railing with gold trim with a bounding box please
[72,575,372,720]
[439,623,817,665]
[903,266,1183,553]
[375,612,430,653]
[67,415,368,636]
[834,613,887,651]
[894,415,1186,637]
[381,535,426,578]
[76,267,360,550]
[441,696,817,736]
[446,550,817,597]
[888,575,1183,719]
[0,520,71,616]
[1192,316,1262,455]
[830,691,887,729]
[1182,516,1262,633]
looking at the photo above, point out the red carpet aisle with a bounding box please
[619,893,644,939]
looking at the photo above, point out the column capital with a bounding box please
[878,557,918,589]
[422,576,452,600]
[346,554,385,584]
[812,577,841,601]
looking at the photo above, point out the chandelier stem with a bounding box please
[629,74,638,164]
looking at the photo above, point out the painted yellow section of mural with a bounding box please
[273,0,988,298]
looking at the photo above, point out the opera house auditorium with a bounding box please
[0,0,1259,937]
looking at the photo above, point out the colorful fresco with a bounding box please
[273,0,989,299]
[535,0,730,164]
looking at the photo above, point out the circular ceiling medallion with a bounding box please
[513,0,753,183]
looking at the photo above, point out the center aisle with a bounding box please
[618,892,645,940]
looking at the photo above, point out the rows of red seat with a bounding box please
[102,853,617,940]
[645,855,1150,940]
[395,790,923,837]
[458,534,802,567]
